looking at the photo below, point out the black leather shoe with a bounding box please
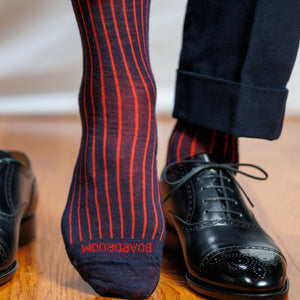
[0,151,38,285]
[161,153,288,300]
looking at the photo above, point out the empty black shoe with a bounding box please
[0,151,38,285]
[161,153,288,300]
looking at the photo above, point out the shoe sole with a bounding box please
[0,261,18,286]
[186,272,289,300]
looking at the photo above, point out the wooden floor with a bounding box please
[0,115,299,300]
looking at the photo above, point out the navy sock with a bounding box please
[167,120,239,164]
[61,0,165,298]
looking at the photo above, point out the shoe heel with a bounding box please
[19,214,36,246]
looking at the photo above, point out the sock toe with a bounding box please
[77,261,160,298]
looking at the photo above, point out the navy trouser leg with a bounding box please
[174,0,300,140]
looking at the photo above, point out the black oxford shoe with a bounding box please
[0,151,38,285]
[161,153,288,300]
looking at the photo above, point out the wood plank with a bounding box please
[0,115,298,299]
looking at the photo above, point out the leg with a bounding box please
[61,0,164,298]
[174,0,299,140]
[168,0,299,165]
[163,0,299,299]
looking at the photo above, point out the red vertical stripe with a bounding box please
[98,0,124,238]
[70,3,86,244]
[176,129,186,162]
[95,6,112,239]
[86,0,103,240]
[209,131,217,155]
[78,139,84,241]
[151,133,158,240]
[223,134,229,158]
[69,153,80,244]
[144,0,152,74]
[128,0,152,239]
[77,0,95,240]
[136,0,156,98]
[73,2,89,241]
[158,176,165,242]
[167,126,178,165]
[111,0,140,239]
[190,128,200,157]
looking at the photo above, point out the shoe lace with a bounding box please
[162,160,268,217]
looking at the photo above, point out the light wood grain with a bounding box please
[0,115,299,300]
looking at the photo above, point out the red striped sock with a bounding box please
[167,120,239,164]
[61,0,164,298]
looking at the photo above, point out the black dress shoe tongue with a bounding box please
[188,153,212,163]
[185,153,216,174]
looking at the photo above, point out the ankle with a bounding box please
[167,120,239,164]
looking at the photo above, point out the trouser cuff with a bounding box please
[173,70,288,140]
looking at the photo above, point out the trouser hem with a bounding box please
[173,70,288,140]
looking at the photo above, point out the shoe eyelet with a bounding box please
[235,202,238,205]
[200,187,205,191]
[239,213,243,218]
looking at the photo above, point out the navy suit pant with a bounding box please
[174,0,300,140]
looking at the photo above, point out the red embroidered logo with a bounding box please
[81,242,153,254]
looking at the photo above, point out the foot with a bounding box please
[161,153,288,300]
[61,0,165,297]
